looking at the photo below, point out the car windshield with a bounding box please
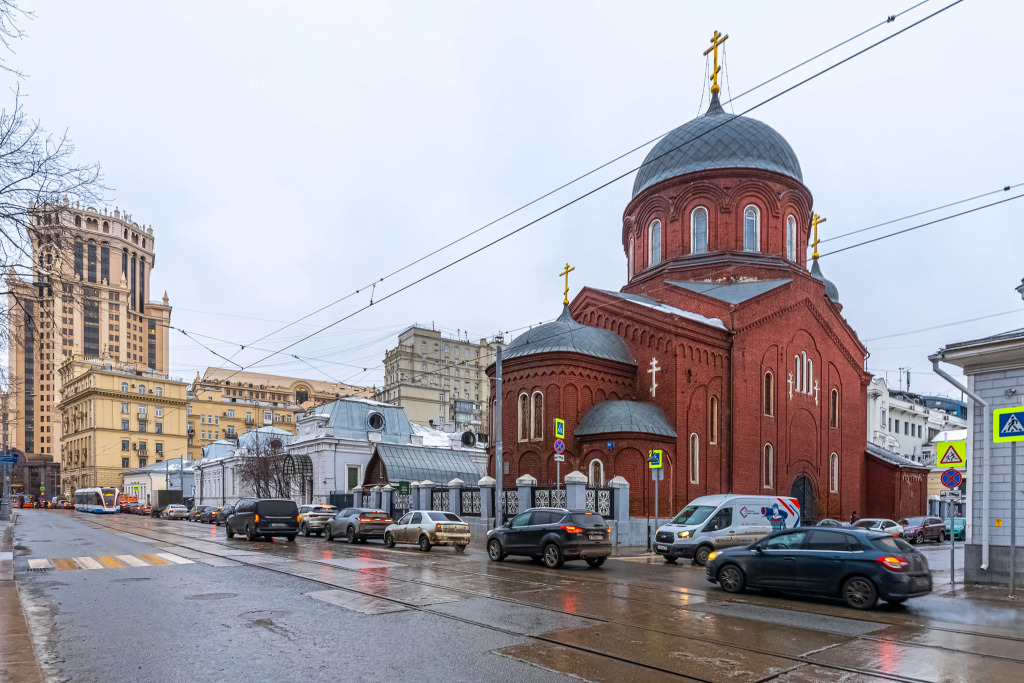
[853,520,879,529]
[568,513,606,527]
[427,512,463,522]
[670,505,716,525]
[871,536,916,554]
[901,517,925,526]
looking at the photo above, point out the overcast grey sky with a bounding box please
[12,0,1024,396]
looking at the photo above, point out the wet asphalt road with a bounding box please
[10,509,1024,683]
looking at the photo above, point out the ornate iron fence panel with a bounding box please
[431,488,450,511]
[460,487,481,516]
[585,487,613,517]
[500,489,519,516]
[393,493,411,515]
[534,488,566,509]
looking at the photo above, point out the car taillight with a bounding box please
[605,527,611,534]
[254,513,259,523]
[436,523,442,531]
[561,525,583,534]
[876,555,909,572]
[384,518,393,523]
[296,515,300,523]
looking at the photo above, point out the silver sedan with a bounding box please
[161,504,189,520]
[384,510,471,552]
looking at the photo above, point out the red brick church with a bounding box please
[486,61,927,521]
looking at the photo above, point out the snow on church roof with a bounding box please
[597,289,727,330]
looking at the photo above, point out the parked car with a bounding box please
[161,504,189,520]
[216,504,235,526]
[385,510,471,552]
[655,494,801,565]
[200,505,223,523]
[899,516,946,544]
[486,508,610,568]
[297,504,338,537]
[325,508,392,543]
[852,518,904,537]
[135,504,152,516]
[816,518,852,528]
[188,505,204,521]
[226,498,299,541]
[945,517,966,541]
[706,527,932,610]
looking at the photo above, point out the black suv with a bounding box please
[226,498,299,542]
[486,507,612,568]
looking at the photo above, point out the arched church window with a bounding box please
[75,214,81,227]
[786,215,797,261]
[763,372,774,416]
[830,389,839,428]
[762,444,773,488]
[689,434,699,484]
[743,205,760,252]
[518,393,530,442]
[531,391,543,441]
[709,397,719,444]
[830,452,839,493]
[691,207,708,254]
[794,355,802,394]
[648,220,662,267]
[588,459,605,487]
[628,236,634,279]
[805,357,814,395]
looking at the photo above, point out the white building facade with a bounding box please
[866,377,966,465]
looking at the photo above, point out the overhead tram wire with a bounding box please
[202,0,934,360]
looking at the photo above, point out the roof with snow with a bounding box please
[668,279,791,305]
[596,289,727,330]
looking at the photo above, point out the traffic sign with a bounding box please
[553,453,565,463]
[941,469,963,489]
[39,486,45,492]
[554,418,565,440]
[0,455,17,464]
[651,468,664,481]
[553,439,565,454]
[398,481,411,496]
[606,441,614,450]
[936,440,967,469]
[648,449,663,469]
[994,406,1024,443]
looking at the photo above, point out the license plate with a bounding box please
[271,523,285,527]
[588,533,603,541]
[656,544,668,552]
[442,525,464,533]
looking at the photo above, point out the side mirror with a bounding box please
[752,546,763,554]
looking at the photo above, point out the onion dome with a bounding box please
[502,306,636,365]
[632,93,803,198]
[810,258,840,303]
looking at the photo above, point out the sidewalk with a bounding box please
[0,512,45,683]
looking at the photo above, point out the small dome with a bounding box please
[810,258,840,303]
[503,306,636,365]
[632,94,803,198]
[575,400,677,438]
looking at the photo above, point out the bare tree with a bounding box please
[234,435,289,499]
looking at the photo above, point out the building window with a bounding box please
[628,236,634,278]
[138,457,147,467]
[122,457,130,468]
[121,402,129,414]
[762,444,773,488]
[588,459,605,487]
[518,393,530,442]
[830,389,839,428]
[186,405,192,415]
[905,422,909,436]
[227,409,235,418]
[894,419,900,433]
[155,408,162,418]
[263,410,272,424]
[881,409,887,430]
[156,443,163,455]
[763,372,774,416]
[122,440,129,451]
[121,382,128,392]
[743,205,760,252]
[691,207,708,253]
[347,465,360,490]
[155,423,163,434]
[531,391,544,441]
[138,384,146,395]
[709,397,719,444]
[786,215,797,261]
[121,419,129,431]
[648,219,662,267]
[689,434,699,484]
[830,452,839,493]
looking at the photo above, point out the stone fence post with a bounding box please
[447,478,463,515]
[380,484,393,515]
[419,480,435,511]
[608,476,629,523]
[565,470,587,510]
[410,482,421,510]
[478,476,495,525]
[516,473,537,512]
[351,485,364,508]
[370,485,381,510]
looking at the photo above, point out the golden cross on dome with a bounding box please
[703,30,729,95]
[559,262,575,306]
[811,213,827,259]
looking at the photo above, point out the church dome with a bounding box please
[503,306,636,365]
[810,258,840,303]
[632,94,803,198]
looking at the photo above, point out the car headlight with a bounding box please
[678,531,690,538]
[708,551,719,562]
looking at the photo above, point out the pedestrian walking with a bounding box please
[850,510,859,524]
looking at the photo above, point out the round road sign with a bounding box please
[553,439,565,454]
[941,469,962,489]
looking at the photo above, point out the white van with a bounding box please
[654,494,801,565]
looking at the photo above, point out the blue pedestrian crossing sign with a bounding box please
[994,406,1024,443]
[648,449,663,469]
[554,418,565,440]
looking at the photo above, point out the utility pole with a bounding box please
[494,344,503,529]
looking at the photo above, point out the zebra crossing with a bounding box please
[27,552,195,571]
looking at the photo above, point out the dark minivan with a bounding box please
[227,498,299,542]
[486,507,612,568]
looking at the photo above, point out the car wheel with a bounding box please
[384,532,396,548]
[346,527,356,544]
[842,576,878,610]
[419,535,432,552]
[324,525,333,542]
[938,531,946,543]
[302,523,310,538]
[542,543,563,569]
[585,557,605,568]
[694,545,712,566]
[487,539,505,562]
[286,535,296,542]
[455,545,466,553]
[915,532,924,544]
[663,555,677,564]
[226,527,235,539]
[245,524,255,542]
[718,565,746,593]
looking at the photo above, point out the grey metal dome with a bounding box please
[502,306,636,365]
[575,400,677,438]
[632,93,803,198]
[810,257,840,303]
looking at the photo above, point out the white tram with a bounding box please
[73,487,120,513]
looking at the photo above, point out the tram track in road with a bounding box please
[77,515,1012,683]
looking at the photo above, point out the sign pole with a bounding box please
[1011,441,1017,598]
[556,459,561,496]
[949,495,955,584]
[654,472,659,552]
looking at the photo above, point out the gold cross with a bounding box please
[559,262,575,306]
[703,30,729,95]
[811,213,827,259]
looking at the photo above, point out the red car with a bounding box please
[899,516,946,544]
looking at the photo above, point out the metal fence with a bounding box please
[500,489,519,517]
[459,487,482,516]
[533,487,566,509]
[585,487,613,517]
[431,487,450,511]
[328,492,354,510]
[393,492,411,517]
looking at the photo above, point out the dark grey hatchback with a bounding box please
[706,527,932,609]
[486,508,611,569]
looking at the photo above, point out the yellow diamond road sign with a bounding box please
[935,440,966,470]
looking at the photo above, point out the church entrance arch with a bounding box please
[791,475,816,524]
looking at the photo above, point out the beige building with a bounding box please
[56,357,188,492]
[186,368,375,461]
[375,325,496,434]
[5,202,172,469]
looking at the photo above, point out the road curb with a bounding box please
[0,512,46,683]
